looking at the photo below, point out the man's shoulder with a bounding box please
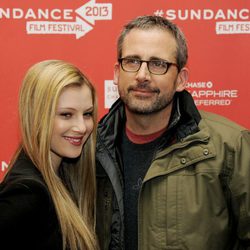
[199,110,248,143]
[200,110,246,131]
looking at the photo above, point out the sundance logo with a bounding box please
[1,161,8,172]
[154,8,249,21]
[0,0,112,39]
[154,8,250,35]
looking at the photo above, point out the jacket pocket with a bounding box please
[138,167,230,250]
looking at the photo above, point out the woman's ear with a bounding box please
[176,67,189,92]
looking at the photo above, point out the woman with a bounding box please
[0,60,99,250]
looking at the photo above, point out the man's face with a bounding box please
[114,28,187,115]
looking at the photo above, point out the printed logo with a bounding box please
[154,8,250,35]
[186,81,239,106]
[75,0,112,25]
[0,161,8,181]
[104,79,239,109]
[104,80,119,109]
[1,161,8,172]
[132,178,143,190]
[0,0,112,39]
[216,21,250,34]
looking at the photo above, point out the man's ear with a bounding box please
[176,67,189,92]
[113,63,120,85]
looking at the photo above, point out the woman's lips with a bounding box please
[64,136,83,146]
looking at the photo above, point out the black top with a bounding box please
[0,152,62,250]
[121,129,162,250]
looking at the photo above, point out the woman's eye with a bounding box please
[60,113,72,118]
[83,112,93,117]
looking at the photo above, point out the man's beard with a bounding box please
[119,82,175,115]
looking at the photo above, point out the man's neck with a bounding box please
[125,104,172,135]
[125,126,167,144]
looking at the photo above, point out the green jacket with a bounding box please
[96,91,250,250]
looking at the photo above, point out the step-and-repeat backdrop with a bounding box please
[0,0,249,180]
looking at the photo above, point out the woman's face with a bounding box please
[50,84,94,171]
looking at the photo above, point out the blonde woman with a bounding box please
[0,60,99,250]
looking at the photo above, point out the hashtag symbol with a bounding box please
[154,9,164,17]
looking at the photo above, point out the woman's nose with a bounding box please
[72,117,86,134]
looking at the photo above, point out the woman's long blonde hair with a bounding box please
[12,60,98,249]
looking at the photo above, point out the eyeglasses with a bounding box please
[118,58,178,75]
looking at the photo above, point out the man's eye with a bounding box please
[151,60,166,67]
[125,58,140,65]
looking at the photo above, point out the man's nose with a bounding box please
[135,62,151,81]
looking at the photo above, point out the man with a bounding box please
[96,15,250,250]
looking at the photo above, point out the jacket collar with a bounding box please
[97,90,201,147]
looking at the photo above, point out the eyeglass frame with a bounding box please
[118,57,179,75]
